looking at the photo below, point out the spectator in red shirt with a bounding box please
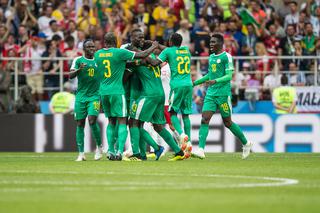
[263,24,281,56]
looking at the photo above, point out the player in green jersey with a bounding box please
[69,39,102,162]
[192,33,253,160]
[149,33,193,154]
[95,32,158,161]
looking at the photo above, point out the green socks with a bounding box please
[107,124,115,154]
[117,124,128,154]
[199,124,209,149]
[182,116,191,139]
[90,123,102,147]
[139,135,147,158]
[140,129,159,151]
[158,128,180,153]
[171,114,183,135]
[76,126,84,152]
[129,127,140,155]
[228,123,248,145]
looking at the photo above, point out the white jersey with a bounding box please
[161,62,171,106]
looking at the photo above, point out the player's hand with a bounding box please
[207,80,216,85]
[152,41,159,49]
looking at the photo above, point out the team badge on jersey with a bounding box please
[217,59,221,63]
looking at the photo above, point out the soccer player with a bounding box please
[149,33,193,152]
[123,29,165,161]
[69,39,102,162]
[130,32,186,161]
[95,32,158,161]
[192,33,253,159]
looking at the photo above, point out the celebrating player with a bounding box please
[70,39,102,162]
[129,30,186,161]
[192,33,253,159]
[149,33,193,152]
[95,32,158,161]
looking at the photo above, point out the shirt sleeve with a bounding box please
[70,57,80,70]
[158,48,168,62]
[225,53,234,72]
[119,48,136,61]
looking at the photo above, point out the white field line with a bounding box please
[0,170,299,191]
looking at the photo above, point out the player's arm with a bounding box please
[123,69,134,83]
[208,68,233,85]
[69,58,85,79]
[148,47,168,66]
[145,40,167,51]
[193,74,209,86]
[134,41,159,59]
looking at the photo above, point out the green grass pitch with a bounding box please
[0,152,319,213]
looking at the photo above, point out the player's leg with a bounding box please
[219,96,252,159]
[129,118,141,159]
[192,95,216,159]
[168,88,185,139]
[87,100,102,160]
[181,86,193,150]
[74,100,88,161]
[116,117,128,160]
[75,119,86,161]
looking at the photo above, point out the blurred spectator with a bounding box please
[217,0,232,20]
[38,2,53,36]
[224,34,239,56]
[17,24,29,46]
[151,0,170,43]
[302,22,317,55]
[15,85,39,113]
[278,24,296,69]
[66,20,78,44]
[163,8,178,42]
[176,19,191,49]
[49,82,75,114]
[0,61,11,113]
[277,0,291,21]
[272,74,297,114]
[254,42,271,73]
[201,0,224,25]
[47,20,64,40]
[263,24,280,56]
[42,40,63,98]
[284,1,299,30]
[291,40,309,71]
[20,35,45,101]
[169,0,187,21]
[192,17,210,55]
[250,0,267,26]
[241,23,260,56]
[310,5,320,36]
[297,11,309,36]
[288,62,306,86]
[77,4,97,36]
[52,0,67,23]
[133,3,150,36]
[228,19,243,54]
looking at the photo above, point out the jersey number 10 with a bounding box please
[176,56,190,74]
[103,60,111,78]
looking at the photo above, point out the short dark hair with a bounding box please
[170,33,183,47]
[52,34,61,41]
[211,33,224,44]
[104,32,117,46]
[49,20,57,26]
[65,35,75,43]
[83,39,93,48]
[280,74,288,85]
[290,1,298,6]
[130,28,143,36]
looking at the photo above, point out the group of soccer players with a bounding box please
[70,29,253,162]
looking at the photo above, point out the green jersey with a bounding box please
[94,48,135,95]
[70,56,100,102]
[158,46,192,90]
[208,51,234,96]
[134,54,164,97]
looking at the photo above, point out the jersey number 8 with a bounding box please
[103,60,111,78]
[176,56,190,74]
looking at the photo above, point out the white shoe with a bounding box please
[242,141,253,159]
[179,133,189,146]
[191,148,205,159]
[186,141,192,153]
[94,146,103,161]
[75,153,86,161]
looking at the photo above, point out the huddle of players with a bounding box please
[70,29,253,162]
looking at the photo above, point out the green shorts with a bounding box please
[130,96,166,124]
[101,94,127,118]
[202,95,232,118]
[168,86,193,114]
[74,99,100,120]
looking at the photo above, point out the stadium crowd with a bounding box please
[0,0,320,113]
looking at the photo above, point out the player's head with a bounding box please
[169,33,183,47]
[130,28,144,48]
[104,32,117,47]
[280,74,288,86]
[83,39,95,58]
[210,33,224,54]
